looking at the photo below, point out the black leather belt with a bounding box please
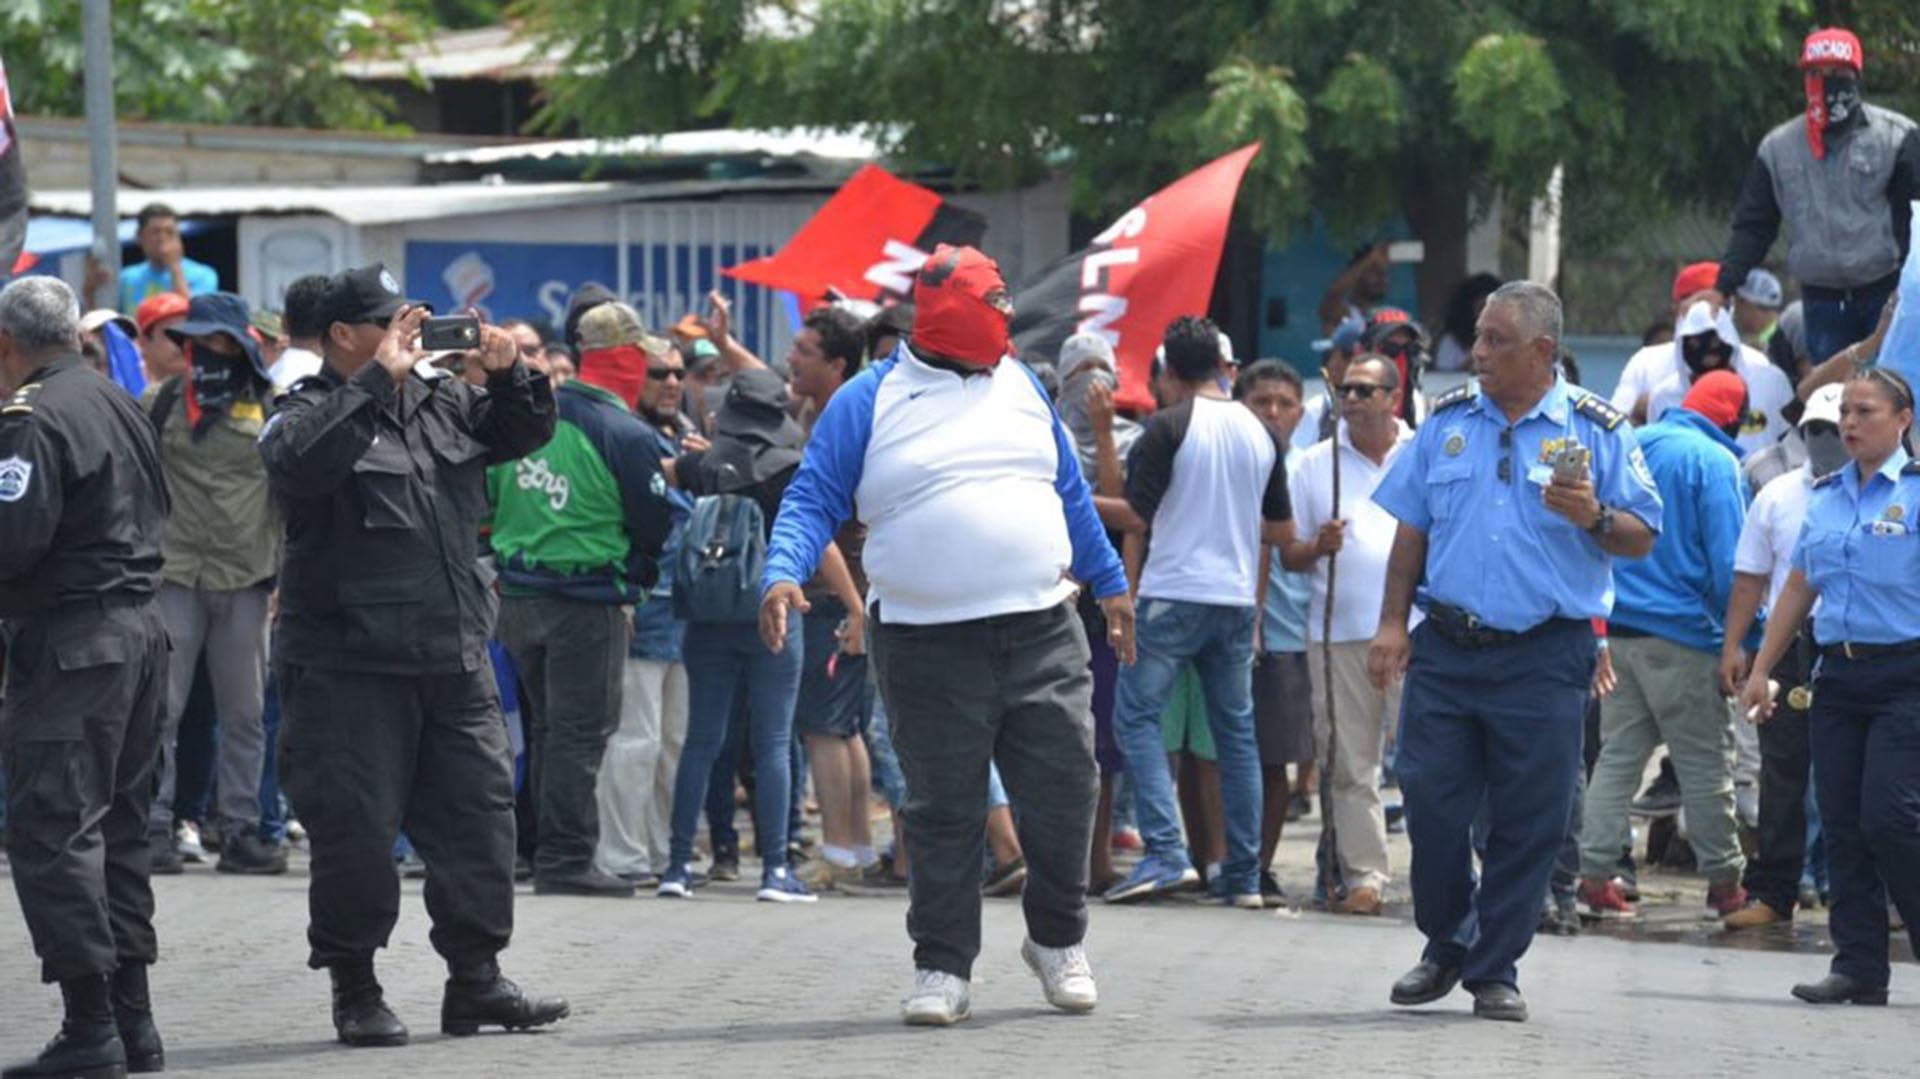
[1820,639,1920,661]
[1427,603,1579,651]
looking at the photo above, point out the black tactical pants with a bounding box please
[277,661,517,971]
[3,599,169,982]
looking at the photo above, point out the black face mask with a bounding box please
[1824,75,1864,134]
[1681,334,1731,378]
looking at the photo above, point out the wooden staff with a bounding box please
[1317,368,1343,908]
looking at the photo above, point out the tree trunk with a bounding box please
[1403,171,1471,326]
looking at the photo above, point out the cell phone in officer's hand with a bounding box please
[1551,444,1591,482]
[420,315,481,353]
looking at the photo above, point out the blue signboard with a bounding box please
[405,239,784,357]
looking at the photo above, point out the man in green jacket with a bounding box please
[491,301,674,897]
[145,292,286,876]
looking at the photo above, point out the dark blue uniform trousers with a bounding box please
[1806,651,1920,988]
[1397,618,1593,990]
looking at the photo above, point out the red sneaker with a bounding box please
[1577,878,1637,920]
[1706,881,1749,917]
[1110,828,1143,853]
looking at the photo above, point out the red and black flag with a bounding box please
[1010,144,1260,413]
[723,164,984,309]
[0,53,28,282]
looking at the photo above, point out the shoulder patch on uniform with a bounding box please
[1573,392,1625,431]
[1431,385,1474,412]
[0,456,32,501]
[287,375,330,396]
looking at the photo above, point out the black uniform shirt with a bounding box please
[260,358,555,675]
[0,354,170,617]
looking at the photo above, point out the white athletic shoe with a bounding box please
[1021,939,1098,1013]
[901,969,971,1026]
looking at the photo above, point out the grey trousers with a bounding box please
[151,581,271,836]
[1580,634,1747,883]
[871,598,1097,980]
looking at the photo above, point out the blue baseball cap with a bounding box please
[1311,312,1365,355]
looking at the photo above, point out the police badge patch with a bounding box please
[0,455,31,502]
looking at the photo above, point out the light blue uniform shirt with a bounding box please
[1792,445,1920,646]
[1372,376,1665,633]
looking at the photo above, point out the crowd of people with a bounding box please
[0,20,1916,1077]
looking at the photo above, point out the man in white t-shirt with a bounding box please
[1612,262,1724,419]
[1718,384,1847,930]
[1106,316,1293,910]
[1276,355,1415,916]
[268,274,327,396]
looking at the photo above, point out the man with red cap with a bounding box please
[759,244,1133,1027]
[1707,28,1918,369]
[1575,369,1754,922]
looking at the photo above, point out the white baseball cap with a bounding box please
[1737,268,1784,310]
[1800,382,1843,428]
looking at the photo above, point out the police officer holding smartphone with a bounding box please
[1368,281,1664,1023]
[260,264,565,1049]
[1741,368,1920,1007]
[0,276,172,1079]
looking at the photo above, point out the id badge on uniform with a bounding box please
[1528,436,1587,488]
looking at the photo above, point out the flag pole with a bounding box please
[1317,369,1342,909]
[82,0,120,309]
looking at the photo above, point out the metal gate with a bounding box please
[617,201,817,365]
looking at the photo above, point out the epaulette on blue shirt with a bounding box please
[1430,385,1473,413]
[1571,392,1625,430]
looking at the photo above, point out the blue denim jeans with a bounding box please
[258,671,287,844]
[1111,598,1261,894]
[671,619,803,871]
[1803,276,1897,366]
[863,693,908,811]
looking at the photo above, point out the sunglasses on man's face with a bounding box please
[647,366,686,382]
[1337,383,1386,400]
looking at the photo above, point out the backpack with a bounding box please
[671,493,767,624]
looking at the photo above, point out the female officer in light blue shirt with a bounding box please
[1742,367,1920,1007]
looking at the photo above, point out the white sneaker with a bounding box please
[1021,939,1098,1013]
[901,969,971,1026]
[176,821,207,864]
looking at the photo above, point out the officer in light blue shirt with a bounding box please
[1742,368,1920,1007]
[1367,281,1663,1024]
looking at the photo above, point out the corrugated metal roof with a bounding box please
[424,126,890,166]
[344,24,556,82]
[26,176,847,226]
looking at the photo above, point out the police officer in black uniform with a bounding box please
[259,265,565,1048]
[0,276,171,1078]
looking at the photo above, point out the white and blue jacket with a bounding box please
[762,345,1128,625]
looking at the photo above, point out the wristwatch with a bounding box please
[1586,505,1616,540]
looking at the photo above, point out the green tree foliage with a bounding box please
[0,0,427,130]
[515,0,1915,261]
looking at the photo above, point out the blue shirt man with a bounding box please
[1368,281,1662,1023]
[117,204,217,314]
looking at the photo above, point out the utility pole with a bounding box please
[83,0,119,309]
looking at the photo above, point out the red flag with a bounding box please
[0,52,25,284]
[723,164,984,307]
[1010,144,1260,412]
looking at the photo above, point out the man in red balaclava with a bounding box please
[1707,28,1918,375]
[757,244,1136,1027]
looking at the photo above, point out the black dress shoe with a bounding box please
[1791,973,1888,1006]
[148,835,182,877]
[1471,982,1528,1022]
[3,976,128,1079]
[111,964,164,1074]
[532,867,635,897]
[329,964,409,1047]
[1390,961,1462,1006]
[441,964,569,1036]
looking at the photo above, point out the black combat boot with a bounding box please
[111,964,164,1073]
[440,959,570,1036]
[328,960,409,1048]
[2,973,128,1079]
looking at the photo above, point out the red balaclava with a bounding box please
[1682,369,1749,432]
[1800,28,1865,160]
[578,345,651,409]
[911,244,1011,368]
